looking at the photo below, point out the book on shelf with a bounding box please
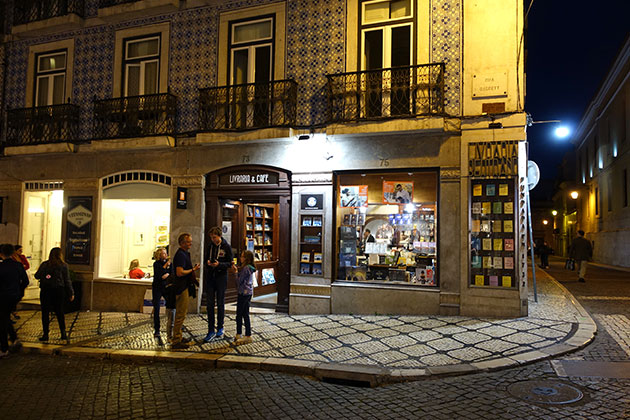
[312,216,322,227]
[255,223,263,230]
[299,263,310,275]
[343,214,351,225]
[301,252,311,263]
[266,251,272,261]
[247,207,253,217]
[262,253,268,261]
[247,239,255,252]
[255,208,261,217]
[312,263,322,275]
[264,209,270,218]
[304,235,321,243]
[302,217,312,226]
[264,222,271,230]
[255,251,262,261]
[246,222,253,230]
[313,252,322,263]
[264,234,272,245]
[255,235,263,245]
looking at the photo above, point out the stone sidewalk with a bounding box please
[11,267,596,385]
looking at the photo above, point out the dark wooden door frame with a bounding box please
[205,165,291,313]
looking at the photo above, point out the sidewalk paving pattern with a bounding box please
[12,267,596,382]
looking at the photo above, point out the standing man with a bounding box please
[203,226,233,342]
[171,233,200,349]
[0,244,29,357]
[569,230,593,283]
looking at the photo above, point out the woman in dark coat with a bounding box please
[152,248,175,339]
[35,247,74,341]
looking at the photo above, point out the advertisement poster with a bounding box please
[65,196,92,265]
[339,185,368,207]
[383,181,413,204]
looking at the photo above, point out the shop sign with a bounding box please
[177,187,187,209]
[65,196,92,265]
[219,171,278,186]
[468,141,519,177]
[300,194,324,210]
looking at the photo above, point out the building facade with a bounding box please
[0,0,528,317]
[569,37,630,268]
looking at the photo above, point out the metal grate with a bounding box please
[6,104,80,146]
[326,63,445,123]
[102,171,172,189]
[199,79,297,132]
[25,181,64,191]
[13,0,85,25]
[98,0,141,7]
[93,93,177,139]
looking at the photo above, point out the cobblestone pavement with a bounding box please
[10,269,584,370]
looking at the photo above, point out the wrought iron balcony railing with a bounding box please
[98,0,141,7]
[13,0,84,25]
[199,79,297,131]
[6,103,80,146]
[93,93,177,139]
[326,63,445,123]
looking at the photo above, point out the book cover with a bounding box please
[475,275,485,286]
[265,221,271,230]
[504,257,514,269]
[472,202,482,214]
[343,214,351,225]
[489,275,499,286]
[247,206,253,217]
[493,238,503,251]
[255,208,261,217]
[473,184,483,196]
[481,221,491,233]
[471,236,481,251]
[483,256,493,268]
[301,252,311,262]
[255,223,263,230]
[472,219,481,232]
[471,255,482,268]
[264,209,270,218]
[482,238,492,251]
[499,184,509,196]
[504,220,514,233]
[493,257,503,269]
[482,202,491,214]
[246,221,253,230]
[313,252,322,262]
[262,268,275,284]
[502,276,512,287]
[486,184,496,196]
[300,263,311,274]
[504,202,514,214]
[312,263,323,275]
[313,216,322,226]
[505,238,514,251]
[264,234,271,245]
[493,201,503,214]
[492,220,502,233]
[302,217,312,226]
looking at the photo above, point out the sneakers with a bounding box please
[234,336,253,345]
[38,335,49,342]
[181,337,192,344]
[579,278,585,283]
[203,332,216,342]
[233,334,242,343]
[171,341,189,350]
[215,328,224,339]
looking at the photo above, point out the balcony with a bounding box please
[97,0,180,22]
[99,0,140,6]
[326,63,445,124]
[12,0,84,36]
[199,80,297,132]
[93,93,177,139]
[6,103,80,146]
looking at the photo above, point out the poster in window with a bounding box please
[339,185,368,208]
[382,181,413,204]
[65,196,93,265]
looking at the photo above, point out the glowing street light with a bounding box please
[570,191,579,200]
[542,220,549,225]
[551,210,558,216]
[554,126,571,139]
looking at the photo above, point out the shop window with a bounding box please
[335,170,438,286]
[22,187,64,272]
[98,178,170,279]
[123,35,160,96]
[35,51,67,106]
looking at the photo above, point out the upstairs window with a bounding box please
[35,51,67,106]
[229,17,273,86]
[124,36,160,96]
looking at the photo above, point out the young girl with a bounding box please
[234,250,255,344]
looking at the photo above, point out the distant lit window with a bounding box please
[35,51,66,106]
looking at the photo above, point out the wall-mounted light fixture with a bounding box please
[570,191,579,200]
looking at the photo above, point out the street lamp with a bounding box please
[570,191,579,200]
[551,210,558,216]
[542,219,549,225]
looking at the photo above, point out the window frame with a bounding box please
[122,34,161,97]
[227,15,275,86]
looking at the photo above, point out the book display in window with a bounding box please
[470,179,517,288]
[243,204,278,294]
[299,212,324,276]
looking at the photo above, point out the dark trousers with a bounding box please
[152,285,165,334]
[40,287,66,337]
[540,254,549,267]
[236,294,252,336]
[205,278,226,333]
[0,299,18,352]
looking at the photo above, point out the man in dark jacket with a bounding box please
[569,230,593,283]
[0,244,29,357]
[203,226,233,342]
[171,233,200,349]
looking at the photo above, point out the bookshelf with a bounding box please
[245,203,278,295]
[299,214,323,276]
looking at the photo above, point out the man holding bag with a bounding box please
[569,230,593,283]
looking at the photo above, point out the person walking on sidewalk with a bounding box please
[569,230,593,283]
[539,241,552,269]
[10,245,29,322]
[203,226,233,342]
[34,247,74,341]
[0,244,29,358]
[171,233,200,349]
[152,248,174,339]
[233,250,255,345]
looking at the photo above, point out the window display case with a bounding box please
[299,213,323,276]
[245,203,278,294]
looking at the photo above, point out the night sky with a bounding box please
[525,0,630,193]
